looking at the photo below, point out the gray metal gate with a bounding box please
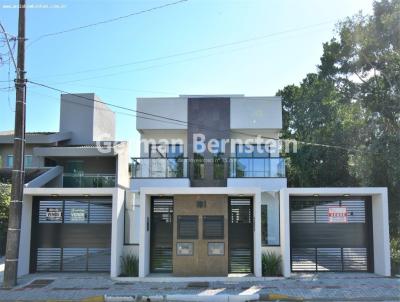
[228,198,253,273]
[31,197,112,272]
[290,197,373,272]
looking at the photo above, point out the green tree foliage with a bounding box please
[280,0,399,234]
[0,183,11,255]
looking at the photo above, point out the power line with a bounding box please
[28,89,187,127]
[27,79,366,154]
[33,19,335,80]
[27,0,189,48]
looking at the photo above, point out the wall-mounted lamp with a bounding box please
[313,194,320,197]
[343,194,351,197]
[50,194,59,197]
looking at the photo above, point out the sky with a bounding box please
[0,0,374,156]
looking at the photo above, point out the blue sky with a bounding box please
[0,0,374,156]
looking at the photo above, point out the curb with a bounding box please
[104,293,304,301]
[105,294,261,301]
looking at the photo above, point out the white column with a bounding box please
[372,191,391,276]
[139,192,151,277]
[110,188,125,277]
[253,191,262,277]
[18,195,32,276]
[279,189,291,277]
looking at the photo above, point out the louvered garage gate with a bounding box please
[150,197,174,273]
[30,197,112,273]
[228,198,253,273]
[290,197,373,272]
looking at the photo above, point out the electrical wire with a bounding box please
[27,0,189,48]
[32,19,335,80]
[27,79,366,154]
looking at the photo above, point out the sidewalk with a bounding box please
[0,272,399,301]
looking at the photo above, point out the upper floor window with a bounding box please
[6,155,13,168]
[6,155,33,168]
[149,144,183,158]
[25,155,33,168]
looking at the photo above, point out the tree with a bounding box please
[279,0,400,262]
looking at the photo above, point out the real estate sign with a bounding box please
[328,207,348,223]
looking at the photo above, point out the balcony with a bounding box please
[229,157,285,178]
[131,158,188,178]
[63,173,116,188]
[130,157,285,178]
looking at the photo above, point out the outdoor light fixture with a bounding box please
[313,194,319,197]
[343,194,351,197]
[50,194,59,197]
[83,194,90,197]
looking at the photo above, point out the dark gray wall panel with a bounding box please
[188,97,230,187]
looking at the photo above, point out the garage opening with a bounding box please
[30,197,112,273]
[290,196,373,272]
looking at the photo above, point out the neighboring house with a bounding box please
[0,93,129,278]
[129,95,390,278]
[2,94,391,279]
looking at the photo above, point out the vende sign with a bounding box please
[328,207,348,223]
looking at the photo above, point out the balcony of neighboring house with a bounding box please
[41,157,117,188]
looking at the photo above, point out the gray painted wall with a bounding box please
[60,93,115,145]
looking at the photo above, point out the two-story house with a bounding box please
[128,95,391,278]
[4,93,391,279]
[1,93,129,278]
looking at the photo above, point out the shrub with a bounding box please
[0,183,11,256]
[391,235,400,275]
[262,251,282,276]
[120,253,139,277]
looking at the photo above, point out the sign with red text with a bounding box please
[328,207,348,223]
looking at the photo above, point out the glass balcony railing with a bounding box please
[130,157,285,179]
[63,173,116,188]
[131,158,188,178]
[229,157,285,178]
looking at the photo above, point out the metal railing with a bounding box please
[229,157,285,178]
[63,173,116,188]
[131,157,188,178]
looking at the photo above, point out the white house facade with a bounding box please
[1,94,390,278]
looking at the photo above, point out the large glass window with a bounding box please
[261,197,280,246]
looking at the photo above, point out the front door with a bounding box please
[228,198,253,273]
[150,197,174,273]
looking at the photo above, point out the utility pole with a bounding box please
[3,0,26,288]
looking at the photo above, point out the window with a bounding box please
[234,144,271,177]
[6,155,13,168]
[25,155,33,167]
[177,215,198,239]
[193,153,204,179]
[261,197,280,246]
[203,216,224,239]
